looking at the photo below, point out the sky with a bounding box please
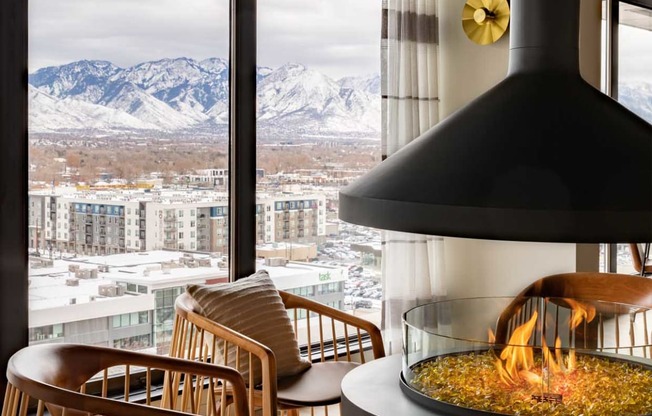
[29,0,650,81]
[618,25,652,82]
[28,0,382,79]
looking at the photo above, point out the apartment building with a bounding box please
[180,168,264,189]
[29,190,326,256]
[257,194,326,245]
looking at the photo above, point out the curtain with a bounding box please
[381,0,445,354]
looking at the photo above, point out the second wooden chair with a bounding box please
[171,289,385,416]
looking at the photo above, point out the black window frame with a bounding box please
[1,0,29,397]
[0,0,259,395]
[603,0,652,272]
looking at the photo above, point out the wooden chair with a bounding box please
[495,272,652,355]
[3,343,249,416]
[629,243,652,276]
[171,290,385,416]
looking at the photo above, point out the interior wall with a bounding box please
[438,0,510,118]
[437,0,603,298]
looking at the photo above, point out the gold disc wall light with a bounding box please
[462,0,510,45]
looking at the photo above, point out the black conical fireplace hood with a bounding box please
[339,0,652,243]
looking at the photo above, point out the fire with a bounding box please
[565,298,597,330]
[492,300,597,389]
[490,311,539,385]
[499,311,538,383]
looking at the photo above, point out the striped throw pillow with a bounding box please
[186,270,311,386]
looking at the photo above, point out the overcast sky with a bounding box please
[29,0,650,81]
[28,0,382,79]
[618,24,652,82]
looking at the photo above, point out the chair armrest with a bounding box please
[6,344,250,416]
[279,290,385,359]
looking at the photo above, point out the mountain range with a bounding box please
[28,58,652,138]
[29,58,381,138]
[617,81,652,125]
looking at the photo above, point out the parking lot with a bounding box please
[311,222,382,309]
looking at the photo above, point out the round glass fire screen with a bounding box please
[401,297,652,416]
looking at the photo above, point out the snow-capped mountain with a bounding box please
[28,57,381,138]
[619,81,652,125]
[28,85,160,133]
[98,81,202,129]
[256,63,379,132]
[338,74,381,95]
[30,60,121,103]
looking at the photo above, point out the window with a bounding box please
[26,0,229,355]
[600,1,652,274]
[5,0,651,377]
[256,0,381,326]
[619,11,652,272]
[154,287,183,352]
[111,312,149,328]
[113,334,151,351]
[29,324,63,342]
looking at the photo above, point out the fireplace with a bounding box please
[337,0,652,412]
[400,296,652,415]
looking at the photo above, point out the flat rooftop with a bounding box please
[29,251,347,314]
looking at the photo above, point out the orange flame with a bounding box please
[564,299,596,330]
[568,348,577,371]
[542,337,563,375]
[495,311,538,385]
[554,337,567,373]
[492,299,596,386]
[563,299,595,373]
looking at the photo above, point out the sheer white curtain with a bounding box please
[381,0,445,354]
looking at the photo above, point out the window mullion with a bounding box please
[228,0,258,281]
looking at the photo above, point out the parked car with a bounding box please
[355,300,373,309]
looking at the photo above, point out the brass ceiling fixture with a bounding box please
[462,0,510,45]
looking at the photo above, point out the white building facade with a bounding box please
[29,190,326,256]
